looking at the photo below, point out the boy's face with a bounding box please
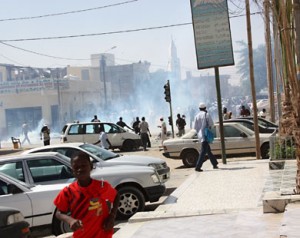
[71,156,92,181]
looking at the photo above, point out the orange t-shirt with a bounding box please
[54,179,117,238]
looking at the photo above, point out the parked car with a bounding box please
[223,118,277,133]
[60,122,142,151]
[0,172,67,235]
[22,143,170,183]
[162,122,271,167]
[0,152,166,227]
[0,206,30,238]
[236,117,279,131]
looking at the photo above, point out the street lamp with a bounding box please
[100,46,117,110]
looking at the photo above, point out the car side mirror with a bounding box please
[240,132,247,138]
[7,184,22,194]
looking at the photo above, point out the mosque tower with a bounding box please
[167,38,181,82]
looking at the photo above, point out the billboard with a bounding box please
[190,0,234,69]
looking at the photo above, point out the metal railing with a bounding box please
[269,131,296,160]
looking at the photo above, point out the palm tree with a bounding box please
[269,0,300,193]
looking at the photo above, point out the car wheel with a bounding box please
[181,149,198,168]
[122,140,135,151]
[52,212,73,236]
[261,143,270,159]
[117,186,145,220]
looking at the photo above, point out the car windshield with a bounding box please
[237,117,278,128]
[80,144,120,161]
[55,153,71,163]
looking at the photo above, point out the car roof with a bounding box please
[22,143,85,154]
[65,122,113,125]
[224,119,254,123]
[1,151,64,161]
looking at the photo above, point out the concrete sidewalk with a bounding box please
[114,159,300,238]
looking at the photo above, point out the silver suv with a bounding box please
[61,122,142,151]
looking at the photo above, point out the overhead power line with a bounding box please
[0,23,192,42]
[0,0,138,22]
[0,11,262,62]
[0,41,88,60]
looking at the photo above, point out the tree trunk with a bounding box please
[271,0,300,194]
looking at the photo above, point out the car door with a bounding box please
[66,124,85,142]
[222,125,254,154]
[82,123,100,144]
[0,179,33,226]
[24,157,73,185]
[103,123,124,147]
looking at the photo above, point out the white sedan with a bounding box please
[0,152,166,234]
[162,122,271,167]
[0,172,67,234]
[22,143,170,183]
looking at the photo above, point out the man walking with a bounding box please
[176,113,186,137]
[139,117,151,151]
[158,117,167,147]
[40,124,50,146]
[21,122,31,145]
[94,126,112,150]
[91,115,100,122]
[116,117,133,130]
[194,103,218,172]
[132,117,140,134]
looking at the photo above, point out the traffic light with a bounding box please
[164,81,171,102]
[168,116,173,126]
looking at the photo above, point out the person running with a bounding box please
[54,151,120,238]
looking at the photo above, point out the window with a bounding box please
[27,158,73,183]
[69,124,80,134]
[223,126,242,137]
[0,161,25,182]
[105,124,120,133]
[240,122,254,131]
[86,123,101,134]
[0,180,8,195]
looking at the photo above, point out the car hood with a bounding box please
[30,183,69,192]
[104,155,165,166]
[163,137,191,145]
[92,164,155,176]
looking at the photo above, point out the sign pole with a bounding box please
[215,67,226,164]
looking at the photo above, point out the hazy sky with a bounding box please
[0,0,265,83]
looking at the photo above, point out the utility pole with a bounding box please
[100,55,107,110]
[264,0,275,122]
[246,0,261,159]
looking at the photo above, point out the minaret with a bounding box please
[167,38,181,81]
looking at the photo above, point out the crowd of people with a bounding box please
[17,101,269,237]
[19,101,267,151]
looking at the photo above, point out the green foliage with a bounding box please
[236,41,270,96]
[273,138,296,159]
